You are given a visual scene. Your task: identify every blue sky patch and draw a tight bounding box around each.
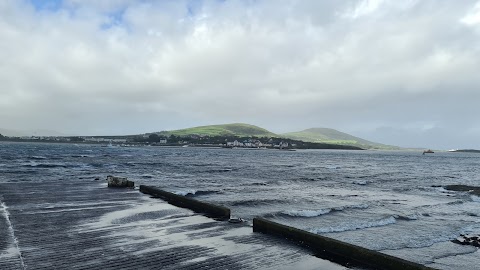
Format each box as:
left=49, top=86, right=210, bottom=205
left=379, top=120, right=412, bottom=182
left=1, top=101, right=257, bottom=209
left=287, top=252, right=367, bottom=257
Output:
left=29, top=0, right=64, bottom=11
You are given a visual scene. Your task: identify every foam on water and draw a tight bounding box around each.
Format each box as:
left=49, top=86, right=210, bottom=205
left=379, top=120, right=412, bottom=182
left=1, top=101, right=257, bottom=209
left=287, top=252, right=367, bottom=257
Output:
left=281, top=203, right=370, bottom=218
left=283, top=209, right=332, bottom=217
left=353, top=180, right=368, bottom=185
left=310, top=216, right=397, bottom=234
left=3, top=142, right=480, bottom=269
left=1, top=201, right=26, bottom=269
left=173, top=189, right=198, bottom=196
left=30, top=156, right=47, bottom=160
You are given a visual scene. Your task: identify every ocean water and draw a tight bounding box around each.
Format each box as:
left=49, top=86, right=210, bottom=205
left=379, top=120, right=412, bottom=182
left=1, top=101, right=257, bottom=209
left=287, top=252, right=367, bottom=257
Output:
left=1, top=142, right=480, bottom=269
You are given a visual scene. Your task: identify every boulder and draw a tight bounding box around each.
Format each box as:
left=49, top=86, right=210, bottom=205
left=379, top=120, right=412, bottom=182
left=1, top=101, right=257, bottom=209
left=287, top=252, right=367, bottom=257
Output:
left=452, top=234, right=480, bottom=247
left=107, top=176, right=134, bottom=188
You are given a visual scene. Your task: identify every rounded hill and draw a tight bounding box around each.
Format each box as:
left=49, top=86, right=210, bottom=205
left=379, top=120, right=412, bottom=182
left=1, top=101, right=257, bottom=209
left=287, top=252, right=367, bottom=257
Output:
left=158, top=123, right=277, bottom=137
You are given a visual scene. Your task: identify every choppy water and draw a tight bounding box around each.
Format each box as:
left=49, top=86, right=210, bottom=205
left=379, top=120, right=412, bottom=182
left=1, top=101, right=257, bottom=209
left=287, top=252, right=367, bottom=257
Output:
left=1, top=142, right=480, bottom=269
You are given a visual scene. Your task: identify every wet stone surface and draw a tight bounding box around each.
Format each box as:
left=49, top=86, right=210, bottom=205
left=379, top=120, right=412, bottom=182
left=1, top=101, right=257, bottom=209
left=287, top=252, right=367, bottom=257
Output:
left=0, top=180, right=345, bottom=270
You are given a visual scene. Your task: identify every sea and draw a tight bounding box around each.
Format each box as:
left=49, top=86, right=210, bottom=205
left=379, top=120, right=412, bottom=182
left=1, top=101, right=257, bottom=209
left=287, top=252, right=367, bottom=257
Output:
left=1, top=142, right=480, bottom=269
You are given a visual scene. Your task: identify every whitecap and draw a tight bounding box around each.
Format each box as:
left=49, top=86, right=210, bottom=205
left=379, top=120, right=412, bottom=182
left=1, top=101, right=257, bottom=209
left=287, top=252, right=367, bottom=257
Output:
left=310, top=216, right=396, bottom=233
left=333, top=204, right=369, bottom=211
left=282, top=204, right=369, bottom=218
left=173, top=189, right=197, bottom=196
left=282, top=209, right=331, bottom=217
left=30, top=156, right=47, bottom=160
left=353, top=180, right=368, bottom=185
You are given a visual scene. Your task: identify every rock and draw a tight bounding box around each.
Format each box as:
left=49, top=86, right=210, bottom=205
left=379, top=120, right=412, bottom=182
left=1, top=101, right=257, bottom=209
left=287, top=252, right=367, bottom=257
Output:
left=228, top=218, right=244, bottom=223
left=107, top=176, right=134, bottom=188
left=452, top=234, right=480, bottom=247
left=444, top=185, right=480, bottom=195
left=94, top=177, right=100, bottom=181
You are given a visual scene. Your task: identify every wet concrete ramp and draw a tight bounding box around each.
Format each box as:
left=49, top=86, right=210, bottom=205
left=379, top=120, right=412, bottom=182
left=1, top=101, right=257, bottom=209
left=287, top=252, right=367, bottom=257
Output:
left=0, top=180, right=345, bottom=270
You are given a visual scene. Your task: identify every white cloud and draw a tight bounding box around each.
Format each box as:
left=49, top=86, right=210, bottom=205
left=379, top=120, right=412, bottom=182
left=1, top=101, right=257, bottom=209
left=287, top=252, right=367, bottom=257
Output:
left=343, top=0, right=385, bottom=18
left=461, top=1, right=480, bottom=25
left=0, top=0, right=479, bottom=148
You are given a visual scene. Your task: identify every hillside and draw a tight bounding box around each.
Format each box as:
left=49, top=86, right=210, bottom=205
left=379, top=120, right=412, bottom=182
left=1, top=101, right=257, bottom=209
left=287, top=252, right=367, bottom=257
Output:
left=157, top=123, right=278, bottom=137
left=282, top=128, right=398, bottom=150
left=0, top=128, right=26, bottom=137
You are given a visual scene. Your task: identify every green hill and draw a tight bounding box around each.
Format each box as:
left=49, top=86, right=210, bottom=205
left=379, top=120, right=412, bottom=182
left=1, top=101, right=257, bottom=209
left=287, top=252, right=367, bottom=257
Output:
left=157, top=123, right=277, bottom=137
left=282, top=128, right=398, bottom=150
left=155, top=124, right=398, bottom=150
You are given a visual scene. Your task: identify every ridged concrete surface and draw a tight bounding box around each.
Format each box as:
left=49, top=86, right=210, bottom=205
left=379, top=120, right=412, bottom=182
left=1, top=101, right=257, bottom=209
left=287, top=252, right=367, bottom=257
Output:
left=0, top=180, right=346, bottom=270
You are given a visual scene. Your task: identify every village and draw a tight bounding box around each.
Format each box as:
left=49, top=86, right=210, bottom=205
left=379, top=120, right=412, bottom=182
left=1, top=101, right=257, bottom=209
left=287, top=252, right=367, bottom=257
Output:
left=0, top=133, right=353, bottom=150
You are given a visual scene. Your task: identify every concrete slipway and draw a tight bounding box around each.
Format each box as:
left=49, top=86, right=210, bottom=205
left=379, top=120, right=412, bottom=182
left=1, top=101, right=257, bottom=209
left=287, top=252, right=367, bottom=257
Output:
left=0, top=180, right=346, bottom=270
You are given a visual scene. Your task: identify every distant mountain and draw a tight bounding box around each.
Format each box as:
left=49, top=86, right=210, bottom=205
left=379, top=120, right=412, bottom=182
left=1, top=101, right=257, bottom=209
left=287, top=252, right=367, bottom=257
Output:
left=157, top=123, right=277, bottom=137
left=282, top=128, right=398, bottom=150
left=0, top=128, right=26, bottom=137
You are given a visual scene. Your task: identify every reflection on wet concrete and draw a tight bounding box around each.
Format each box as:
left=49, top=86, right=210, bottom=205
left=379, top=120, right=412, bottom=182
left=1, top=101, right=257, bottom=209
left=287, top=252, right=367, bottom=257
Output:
left=0, top=180, right=345, bottom=270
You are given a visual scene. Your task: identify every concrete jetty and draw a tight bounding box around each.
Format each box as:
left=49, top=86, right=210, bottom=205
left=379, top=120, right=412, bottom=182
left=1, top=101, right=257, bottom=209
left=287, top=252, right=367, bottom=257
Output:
left=253, top=218, right=434, bottom=270
left=0, top=180, right=346, bottom=270
left=140, top=185, right=230, bottom=219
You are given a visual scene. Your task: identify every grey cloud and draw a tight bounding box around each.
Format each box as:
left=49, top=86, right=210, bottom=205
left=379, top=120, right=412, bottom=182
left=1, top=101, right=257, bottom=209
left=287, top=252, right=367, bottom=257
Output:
left=0, top=0, right=479, bottom=149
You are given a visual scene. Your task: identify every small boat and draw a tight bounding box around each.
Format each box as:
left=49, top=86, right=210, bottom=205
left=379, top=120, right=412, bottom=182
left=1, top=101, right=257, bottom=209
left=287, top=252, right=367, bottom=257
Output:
left=423, top=149, right=434, bottom=154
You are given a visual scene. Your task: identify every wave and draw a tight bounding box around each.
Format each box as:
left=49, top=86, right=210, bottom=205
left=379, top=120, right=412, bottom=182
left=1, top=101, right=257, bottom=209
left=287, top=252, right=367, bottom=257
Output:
left=310, top=216, right=396, bottom=233
left=297, top=177, right=317, bottom=182
left=2, top=169, right=39, bottom=175
left=231, top=198, right=287, bottom=207
left=249, top=182, right=268, bottom=186
left=190, top=190, right=220, bottom=196
left=190, top=163, right=215, bottom=167
left=173, top=190, right=196, bottom=196
left=353, top=180, right=368, bottom=185
left=23, top=162, right=68, bottom=168
left=86, top=163, right=103, bottom=168
left=471, top=195, right=480, bottom=203
left=71, top=155, right=95, bottom=158
left=204, top=168, right=235, bottom=173
left=173, top=189, right=220, bottom=196
left=393, top=214, right=419, bottom=221
left=30, top=156, right=47, bottom=160
left=282, top=209, right=332, bottom=217
left=280, top=204, right=369, bottom=218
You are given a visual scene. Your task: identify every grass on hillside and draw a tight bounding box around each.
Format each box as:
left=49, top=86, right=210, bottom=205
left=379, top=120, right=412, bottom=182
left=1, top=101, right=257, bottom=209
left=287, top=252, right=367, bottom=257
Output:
left=158, top=123, right=278, bottom=137
left=282, top=129, right=399, bottom=150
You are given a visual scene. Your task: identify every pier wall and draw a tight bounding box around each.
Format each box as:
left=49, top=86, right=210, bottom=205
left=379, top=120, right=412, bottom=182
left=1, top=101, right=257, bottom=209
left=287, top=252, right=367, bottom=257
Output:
left=253, top=217, right=434, bottom=270
left=139, top=185, right=230, bottom=219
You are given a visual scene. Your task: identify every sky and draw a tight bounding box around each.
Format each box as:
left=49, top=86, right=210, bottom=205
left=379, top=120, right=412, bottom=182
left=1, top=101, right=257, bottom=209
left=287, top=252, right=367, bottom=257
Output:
left=1, top=0, right=480, bottom=149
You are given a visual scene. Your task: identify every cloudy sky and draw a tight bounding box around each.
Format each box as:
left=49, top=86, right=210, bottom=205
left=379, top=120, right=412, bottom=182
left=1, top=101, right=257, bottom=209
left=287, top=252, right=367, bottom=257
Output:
left=1, top=0, right=479, bottom=149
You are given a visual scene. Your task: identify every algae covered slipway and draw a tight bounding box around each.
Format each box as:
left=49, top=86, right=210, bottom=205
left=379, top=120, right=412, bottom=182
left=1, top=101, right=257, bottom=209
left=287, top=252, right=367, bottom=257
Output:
left=1, top=142, right=480, bottom=269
